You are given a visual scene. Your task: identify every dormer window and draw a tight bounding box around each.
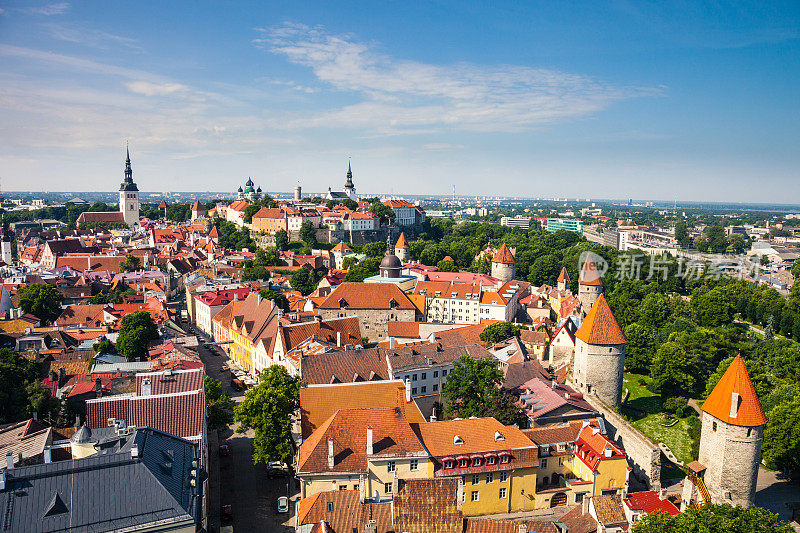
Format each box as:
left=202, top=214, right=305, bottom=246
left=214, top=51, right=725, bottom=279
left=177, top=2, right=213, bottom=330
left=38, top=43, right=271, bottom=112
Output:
left=486, top=456, right=496, bottom=465
left=338, top=298, right=348, bottom=308
left=458, top=458, right=468, bottom=467
left=472, top=458, right=482, bottom=467
left=453, top=435, right=464, bottom=445
left=444, top=460, right=454, bottom=469
left=499, top=455, right=510, bottom=464
left=494, top=431, right=505, bottom=442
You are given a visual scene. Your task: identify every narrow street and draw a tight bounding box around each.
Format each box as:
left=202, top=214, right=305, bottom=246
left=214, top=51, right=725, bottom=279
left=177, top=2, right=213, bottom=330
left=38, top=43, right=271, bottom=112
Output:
left=190, top=323, right=296, bottom=533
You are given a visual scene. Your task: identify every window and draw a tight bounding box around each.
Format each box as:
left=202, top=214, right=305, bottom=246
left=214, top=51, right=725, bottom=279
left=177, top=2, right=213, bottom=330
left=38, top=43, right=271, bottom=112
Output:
left=410, top=459, right=418, bottom=471
left=444, top=460, right=454, bottom=469
left=713, top=422, right=717, bottom=432
left=459, top=459, right=468, bottom=468
left=540, top=458, right=548, bottom=468
left=412, top=388, right=417, bottom=395
left=500, top=472, right=508, bottom=482
left=433, top=384, right=438, bottom=391
left=339, top=485, right=347, bottom=491
left=472, top=458, right=482, bottom=467
left=575, top=493, right=584, bottom=503
left=472, top=474, right=480, bottom=485
left=486, top=473, right=494, bottom=483
left=434, top=370, right=439, bottom=378
left=421, top=386, right=427, bottom=393
left=471, top=491, right=479, bottom=502
left=327, top=502, right=333, bottom=512
left=442, top=369, right=447, bottom=377
left=500, top=455, right=509, bottom=464
left=421, top=372, right=426, bottom=380
left=559, top=457, right=565, bottom=466
left=387, top=461, right=396, bottom=473
left=499, top=487, right=507, bottom=499
left=747, top=428, right=752, bottom=437
left=385, top=483, right=393, bottom=494
left=412, top=374, right=418, bottom=381
left=487, top=456, right=496, bottom=465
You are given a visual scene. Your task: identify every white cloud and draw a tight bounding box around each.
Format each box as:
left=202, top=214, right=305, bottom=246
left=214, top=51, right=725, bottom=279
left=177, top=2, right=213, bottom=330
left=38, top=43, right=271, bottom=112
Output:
left=44, top=22, right=142, bottom=50
left=31, top=2, right=70, bottom=15
left=125, top=81, right=189, bottom=96
left=255, top=24, right=660, bottom=133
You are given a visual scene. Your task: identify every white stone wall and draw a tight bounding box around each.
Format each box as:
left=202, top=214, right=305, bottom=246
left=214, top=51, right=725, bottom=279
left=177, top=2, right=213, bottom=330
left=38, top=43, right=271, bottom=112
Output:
left=573, top=339, right=625, bottom=407
left=491, top=262, right=515, bottom=282
left=698, top=412, right=762, bottom=508
left=578, top=284, right=602, bottom=311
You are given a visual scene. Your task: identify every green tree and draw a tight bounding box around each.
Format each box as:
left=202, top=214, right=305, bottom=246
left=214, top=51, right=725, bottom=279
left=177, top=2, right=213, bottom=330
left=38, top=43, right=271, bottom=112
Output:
left=444, top=356, right=524, bottom=425
left=632, top=503, right=793, bottom=533
left=275, top=230, right=289, bottom=251
left=705, top=225, right=728, bottom=254
left=120, top=254, right=141, bottom=272
left=436, top=259, right=458, bottom=272
left=259, top=289, right=289, bottom=312
left=25, top=381, right=61, bottom=424
left=762, top=396, right=800, bottom=477
left=674, top=221, right=691, bottom=248
left=691, top=287, right=734, bottom=327
left=369, top=201, right=395, bottom=225
left=342, top=255, right=359, bottom=270
left=479, top=321, right=522, bottom=346
left=290, top=267, right=318, bottom=296
left=650, top=342, right=697, bottom=398
left=527, top=254, right=561, bottom=286
left=92, top=339, right=117, bottom=355
left=205, top=376, right=235, bottom=432
left=623, top=322, right=656, bottom=372
left=234, top=366, right=300, bottom=467
left=18, top=283, right=63, bottom=325
left=299, top=221, right=317, bottom=247
left=116, top=310, right=159, bottom=361
left=0, top=349, right=43, bottom=423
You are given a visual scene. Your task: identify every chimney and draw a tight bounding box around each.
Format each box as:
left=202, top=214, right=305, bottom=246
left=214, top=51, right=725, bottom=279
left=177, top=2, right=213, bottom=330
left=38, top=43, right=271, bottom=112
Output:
left=43, top=446, right=52, bottom=464
left=58, top=367, right=66, bottom=386
left=405, top=380, right=411, bottom=402
left=327, top=438, right=334, bottom=469
left=517, top=525, right=527, bottom=533
left=337, top=331, right=342, bottom=348
left=729, top=392, right=740, bottom=419
left=0, top=470, right=5, bottom=491
left=582, top=494, right=590, bottom=514
left=365, top=520, right=377, bottom=533
left=359, top=475, right=366, bottom=503
left=5, top=452, right=13, bottom=469
left=389, top=337, right=396, bottom=349
left=366, top=426, right=373, bottom=455
left=95, top=377, right=103, bottom=399
left=131, top=444, right=139, bottom=458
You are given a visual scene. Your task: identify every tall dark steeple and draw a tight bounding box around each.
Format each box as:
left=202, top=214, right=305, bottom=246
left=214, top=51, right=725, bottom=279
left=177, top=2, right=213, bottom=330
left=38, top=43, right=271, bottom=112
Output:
left=345, top=160, right=354, bottom=190
left=120, top=143, right=138, bottom=192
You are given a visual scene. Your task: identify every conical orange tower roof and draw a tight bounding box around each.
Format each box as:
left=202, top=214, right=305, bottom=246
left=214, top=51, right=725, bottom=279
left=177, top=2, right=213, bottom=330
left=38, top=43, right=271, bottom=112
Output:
left=579, top=256, right=603, bottom=286
left=158, top=200, right=167, bottom=209
left=395, top=232, right=409, bottom=249
left=191, top=200, right=203, bottom=211
left=209, top=226, right=219, bottom=238
left=557, top=267, right=570, bottom=283
left=575, top=294, right=626, bottom=345
left=492, top=243, right=515, bottom=264
left=702, top=355, right=766, bottom=427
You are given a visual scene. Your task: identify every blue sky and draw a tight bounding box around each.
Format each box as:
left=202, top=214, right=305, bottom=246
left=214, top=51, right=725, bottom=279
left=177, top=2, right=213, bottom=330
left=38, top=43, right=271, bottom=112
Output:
left=0, top=1, right=798, bottom=202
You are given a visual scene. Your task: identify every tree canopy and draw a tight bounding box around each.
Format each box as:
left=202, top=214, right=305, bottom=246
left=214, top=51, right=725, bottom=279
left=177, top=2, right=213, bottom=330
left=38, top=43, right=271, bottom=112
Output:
left=234, top=366, right=300, bottom=467
left=116, top=310, right=159, bottom=361
left=632, top=503, right=793, bottom=533
left=205, top=376, right=235, bottom=432
left=443, top=356, right=525, bottom=426
left=18, top=283, right=63, bottom=325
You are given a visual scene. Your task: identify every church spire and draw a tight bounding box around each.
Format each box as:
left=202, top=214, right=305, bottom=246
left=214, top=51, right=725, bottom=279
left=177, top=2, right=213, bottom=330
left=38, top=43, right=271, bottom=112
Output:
left=345, top=160, right=354, bottom=189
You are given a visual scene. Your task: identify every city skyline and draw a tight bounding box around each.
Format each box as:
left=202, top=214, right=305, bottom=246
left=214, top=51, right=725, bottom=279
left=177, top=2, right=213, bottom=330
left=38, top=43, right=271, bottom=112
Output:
left=1, top=1, right=798, bottom=201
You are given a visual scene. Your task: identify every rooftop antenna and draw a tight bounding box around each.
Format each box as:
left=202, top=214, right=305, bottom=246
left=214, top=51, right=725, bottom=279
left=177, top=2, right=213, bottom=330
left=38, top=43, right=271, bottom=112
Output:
left=452, top=184, right=456, bottom=205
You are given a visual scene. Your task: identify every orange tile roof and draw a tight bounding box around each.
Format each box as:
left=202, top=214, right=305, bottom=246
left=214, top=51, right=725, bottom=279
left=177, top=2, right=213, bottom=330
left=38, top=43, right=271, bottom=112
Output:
left=296, top=490, right=392, bottom=531
left=575, top=295, right=626, bottom=345
left=557, top=267, right=570, bottom=283
left=491, top=243, right=515, bottom=264
left=299, top=381, right=425, bottom=438
left=332, top=242, right=352, bottom=253
left=297, top=408, right=427, bottom=474
left=395, top=232, right=409, bottom=249
left=393, top=478, right=463, bottom=533
left=412, top=417, right=534, bottom=456
left=702, top=355, right=766, bottom=426
left=579, top=256, right=603, bottom=286
left=319, top=282, right=416, bottom=310
left=190, top=200, right=203, bottom=211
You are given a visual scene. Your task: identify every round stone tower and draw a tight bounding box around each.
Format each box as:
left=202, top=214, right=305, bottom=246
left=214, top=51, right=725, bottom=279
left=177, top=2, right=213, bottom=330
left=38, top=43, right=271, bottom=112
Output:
left=578, top=254, right=603, bottom=311
left=394, top=232, right=410, bottom=263
left=572, top=294, right=626, bottom=407
left=695, top=355, right=765, bottom=508
left=491, top=243, right=516, bottom=282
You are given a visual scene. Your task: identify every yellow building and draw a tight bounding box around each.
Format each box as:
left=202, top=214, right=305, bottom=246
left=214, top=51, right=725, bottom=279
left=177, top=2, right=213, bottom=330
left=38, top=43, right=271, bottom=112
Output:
left=226, top=292, right=279, bottom=373
left=411, top=417, right=539, bottom=516
left=297, top=408, right=431, bottom=501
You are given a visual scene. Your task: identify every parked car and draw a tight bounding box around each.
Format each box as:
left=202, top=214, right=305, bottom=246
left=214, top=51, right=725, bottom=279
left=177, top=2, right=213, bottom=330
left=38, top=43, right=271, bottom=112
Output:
left=277, top=496, right=289, bottom=514
left=231, top=378, right=244, bottom=391
left=219, top=443, right=230, bottom=456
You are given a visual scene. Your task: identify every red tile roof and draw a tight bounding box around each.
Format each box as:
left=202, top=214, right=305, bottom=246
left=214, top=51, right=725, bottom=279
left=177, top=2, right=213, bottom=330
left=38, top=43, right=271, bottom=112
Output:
left=491, top=243, right=515, bottom=264
left=575, top=295, right=626, bottom=345
left=557, top=267, right=570, bottom=283
left=625, top=490, right=680, bottom=516
left=135, top=368, right=205, bottom=395
left=296, top=490, right=392, bottom=532
left=319, top=282, right=416, bottom=310
left=702, top=354, right=766, bottom=426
